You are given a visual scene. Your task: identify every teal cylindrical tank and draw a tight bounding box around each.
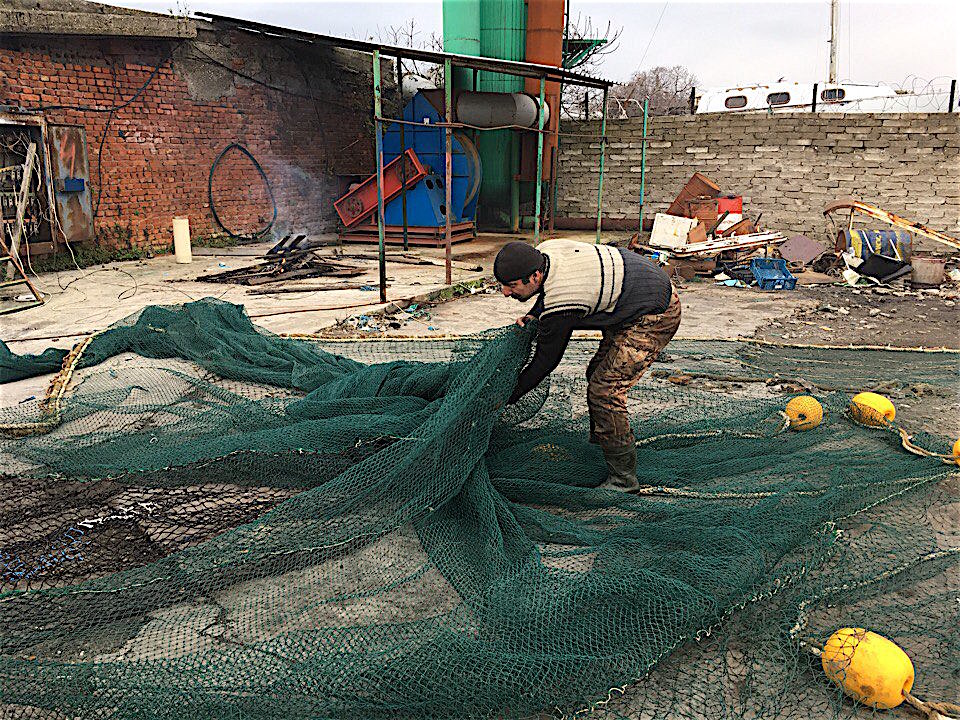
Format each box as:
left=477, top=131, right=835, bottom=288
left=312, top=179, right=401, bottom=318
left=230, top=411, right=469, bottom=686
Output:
left=477, top=0, right=525, bottom=227
left=478, top=0, right=525, bottom=91
left=442, top=0, right=480, bottom=92
left=442, top=0, right=525, bottom=228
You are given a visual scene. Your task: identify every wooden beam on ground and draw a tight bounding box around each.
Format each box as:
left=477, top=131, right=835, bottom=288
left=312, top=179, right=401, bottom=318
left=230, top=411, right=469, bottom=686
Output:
left=824, top=198, right=960, bottom=252
left=7, top=143, right=36, bottom=278
left=246, top=283, right=379, bottom=295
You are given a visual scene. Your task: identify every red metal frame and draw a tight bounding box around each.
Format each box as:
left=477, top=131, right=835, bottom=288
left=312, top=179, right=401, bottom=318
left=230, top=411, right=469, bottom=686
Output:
left=333, top=149, right=427, bottom=228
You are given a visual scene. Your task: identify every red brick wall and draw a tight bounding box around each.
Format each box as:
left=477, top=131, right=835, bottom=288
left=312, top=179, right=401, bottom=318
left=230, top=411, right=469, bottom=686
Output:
left=1, top=29, right=383, bottom=253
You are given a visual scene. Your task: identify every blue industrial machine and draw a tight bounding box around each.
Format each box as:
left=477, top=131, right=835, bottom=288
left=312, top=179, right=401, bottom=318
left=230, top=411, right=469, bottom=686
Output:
left=380, top=91, right=482, bottom=228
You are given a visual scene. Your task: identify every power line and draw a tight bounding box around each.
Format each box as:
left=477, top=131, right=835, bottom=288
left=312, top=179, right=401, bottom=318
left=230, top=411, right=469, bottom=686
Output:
left=637, top=2, right=669, bottom=71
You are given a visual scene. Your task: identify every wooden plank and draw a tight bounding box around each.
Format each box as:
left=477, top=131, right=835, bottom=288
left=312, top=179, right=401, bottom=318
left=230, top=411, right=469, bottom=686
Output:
left=243, top=267, right=365, bottom=285
left=340, top=252, right=482, bottom=272
left=247, top=283, right=376, bottom=295
left=6, top=143, right=37, bottom=277
left=824, top=199, right=960, bottom=252
left=341, top=235, right=475, bottom=247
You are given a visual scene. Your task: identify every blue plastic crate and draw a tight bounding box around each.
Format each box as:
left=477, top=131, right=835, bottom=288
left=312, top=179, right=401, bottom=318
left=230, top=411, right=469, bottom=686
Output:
left=750, top=258, right=797, bottom=290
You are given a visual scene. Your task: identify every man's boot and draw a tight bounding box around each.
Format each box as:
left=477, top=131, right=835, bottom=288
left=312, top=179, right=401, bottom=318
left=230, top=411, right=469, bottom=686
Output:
left=598, top=441, right=639, bottom=492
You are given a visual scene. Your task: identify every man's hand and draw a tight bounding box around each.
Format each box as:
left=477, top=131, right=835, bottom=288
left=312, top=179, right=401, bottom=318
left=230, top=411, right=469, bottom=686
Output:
left=516, top=314, right=535, bottom=327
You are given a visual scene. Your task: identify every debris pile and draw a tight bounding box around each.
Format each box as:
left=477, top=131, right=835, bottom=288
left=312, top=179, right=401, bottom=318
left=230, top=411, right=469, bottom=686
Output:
left=330, top=278, right=499, bottom=335
left=197, top=234, right=365, bottom=287
left=632, top=172, right=789, bottom=286
left=632, top=175, right=960, bottom=293
left=824, top=199, right=958, bottom=290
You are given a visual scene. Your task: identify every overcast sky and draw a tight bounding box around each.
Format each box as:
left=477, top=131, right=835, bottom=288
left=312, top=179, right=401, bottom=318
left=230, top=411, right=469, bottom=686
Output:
left=98, top=0, right=959, bottom=90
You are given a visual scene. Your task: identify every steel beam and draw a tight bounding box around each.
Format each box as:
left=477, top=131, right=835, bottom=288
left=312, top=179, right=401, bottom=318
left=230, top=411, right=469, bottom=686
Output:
left=595, top=86, right=608, bottom=243
left=396, top=54, right=409, bottom=251
left=639, top=97, right=648, bottom=231
left=444, top=58, right=453, bottom=285
left=534, top=76, right=546, bottom=243
left=372, top=49, right=387, bottom=302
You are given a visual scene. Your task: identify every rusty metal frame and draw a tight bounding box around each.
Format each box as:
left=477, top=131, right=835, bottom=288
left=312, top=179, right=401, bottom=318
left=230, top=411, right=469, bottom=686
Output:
left=0, top=112, right=63, bottom=256
left=195, top=13, right=615, bottom=294
left=824, top=198, right=960, bottom=252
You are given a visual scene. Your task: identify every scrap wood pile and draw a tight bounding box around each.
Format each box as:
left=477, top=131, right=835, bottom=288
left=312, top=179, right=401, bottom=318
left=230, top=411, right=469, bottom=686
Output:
left=633, top=173, right=960, bottom=292
left=195, top=233, right=484, bottom=296
left=197, top=235, right=365, bottom=287
left=630, top=172, right=788, bottom=284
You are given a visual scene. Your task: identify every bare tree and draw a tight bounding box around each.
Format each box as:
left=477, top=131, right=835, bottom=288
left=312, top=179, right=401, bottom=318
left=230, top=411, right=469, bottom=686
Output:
left=561, top=13, right=622, bottom=120
left=376, top=20, right=445, bottom=88
left=610, top=65, right=697, bottom=117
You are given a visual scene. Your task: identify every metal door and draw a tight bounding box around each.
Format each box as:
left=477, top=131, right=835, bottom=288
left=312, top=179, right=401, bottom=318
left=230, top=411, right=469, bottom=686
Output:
left=46, top=125, right=94, bottom=243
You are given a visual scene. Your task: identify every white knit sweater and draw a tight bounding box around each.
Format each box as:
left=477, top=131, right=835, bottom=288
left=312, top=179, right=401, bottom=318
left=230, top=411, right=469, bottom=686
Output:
left=538, top=239, right=625, bottom=318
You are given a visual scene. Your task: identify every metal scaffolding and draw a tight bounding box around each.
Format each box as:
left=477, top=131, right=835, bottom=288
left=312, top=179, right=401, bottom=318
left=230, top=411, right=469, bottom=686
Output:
left=197, top=13, right=615, bottom=302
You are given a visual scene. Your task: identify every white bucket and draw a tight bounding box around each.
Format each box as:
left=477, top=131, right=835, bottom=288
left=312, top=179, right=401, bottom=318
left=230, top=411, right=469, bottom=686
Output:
left=173, top=216, right=192, bottom=264
left=910, top=254, right=945, bottom=287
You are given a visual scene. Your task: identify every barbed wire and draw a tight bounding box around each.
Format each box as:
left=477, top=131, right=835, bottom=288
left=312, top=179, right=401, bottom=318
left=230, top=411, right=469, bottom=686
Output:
left=596, top=77, right=957, bottom=119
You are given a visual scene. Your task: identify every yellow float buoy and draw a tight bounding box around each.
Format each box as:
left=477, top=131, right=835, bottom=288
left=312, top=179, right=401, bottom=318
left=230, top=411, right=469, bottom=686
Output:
left=850, top=392, right=896, bottom=426
left=953, top=438, right=960, bottom=465
left=785, top=396, right=824, bottom=431
left=821, top=628, right=914, bottom=709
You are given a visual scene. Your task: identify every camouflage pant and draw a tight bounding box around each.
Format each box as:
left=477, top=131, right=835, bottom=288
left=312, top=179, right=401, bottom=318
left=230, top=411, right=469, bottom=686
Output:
left=586, top=290, right=682, bottom=447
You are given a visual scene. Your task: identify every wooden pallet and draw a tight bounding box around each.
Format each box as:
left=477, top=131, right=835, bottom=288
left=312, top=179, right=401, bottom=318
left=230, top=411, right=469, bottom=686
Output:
left=340, top=222, right=476, bottom=247
left=0, top=233, right=44, bottom=314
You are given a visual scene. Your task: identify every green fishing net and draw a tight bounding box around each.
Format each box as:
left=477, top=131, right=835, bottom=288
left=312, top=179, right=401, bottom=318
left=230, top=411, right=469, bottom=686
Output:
left=0, top=299, right=956, bottom=719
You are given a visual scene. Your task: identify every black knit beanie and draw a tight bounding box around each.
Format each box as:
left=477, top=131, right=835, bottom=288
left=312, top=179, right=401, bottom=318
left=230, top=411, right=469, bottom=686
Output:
left=493, top=242, right=544, bottom=283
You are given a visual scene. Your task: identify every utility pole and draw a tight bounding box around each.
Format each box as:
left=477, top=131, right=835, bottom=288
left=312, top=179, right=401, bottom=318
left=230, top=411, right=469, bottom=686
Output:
left=828, top=0, right=840, bottom=83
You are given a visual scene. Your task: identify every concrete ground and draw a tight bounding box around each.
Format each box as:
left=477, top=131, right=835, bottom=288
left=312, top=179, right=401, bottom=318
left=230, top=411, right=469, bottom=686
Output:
left=3, top=231, right=958, bottom=413
left=0, top=234, right=495, bottom=356
left=8, top=231, right=956, bottom=351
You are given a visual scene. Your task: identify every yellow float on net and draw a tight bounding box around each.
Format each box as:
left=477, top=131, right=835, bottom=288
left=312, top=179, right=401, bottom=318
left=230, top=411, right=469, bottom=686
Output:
left=849, top=392, right=896, bottom=426
left=821, top=628, right=914, bottom=709
left=785, top=396, right=824, bottom=431
left=953, top=438, right=960, bottom=465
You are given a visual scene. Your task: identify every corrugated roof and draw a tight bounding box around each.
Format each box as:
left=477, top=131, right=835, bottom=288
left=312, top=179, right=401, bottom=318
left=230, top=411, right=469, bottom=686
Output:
left=195, top=12, right=614, bottom=89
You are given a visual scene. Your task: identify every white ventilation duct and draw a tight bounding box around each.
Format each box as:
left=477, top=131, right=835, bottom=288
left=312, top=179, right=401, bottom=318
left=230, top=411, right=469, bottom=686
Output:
left=455, top=92, right=549, bottom=129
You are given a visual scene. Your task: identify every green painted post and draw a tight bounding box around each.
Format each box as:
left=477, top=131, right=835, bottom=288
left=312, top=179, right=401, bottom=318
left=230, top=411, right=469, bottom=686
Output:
left=373, top=49, right=387, bottom=302
left=534, top=76, right=546, bottom=243
left=444, top=58, right=453, bottom=285
left=397, top=54, right=409, bottom=251
left=639, top=97, right=648, bottom=232
left=595, top=85, right=608, bottom=243
left=510, top=141, right=519, bottom=233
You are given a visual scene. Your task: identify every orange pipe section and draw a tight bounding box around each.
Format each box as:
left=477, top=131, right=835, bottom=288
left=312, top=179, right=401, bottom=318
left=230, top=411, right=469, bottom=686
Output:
left=523, top=0, right=564, bottom=181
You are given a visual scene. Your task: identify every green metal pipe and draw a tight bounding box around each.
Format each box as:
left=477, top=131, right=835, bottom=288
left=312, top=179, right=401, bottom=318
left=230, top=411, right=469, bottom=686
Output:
left=444, top=58, right=453, bottom=285
left=550, top=0, right=571, bottom=233
left=510, top=139, right=519, bottom=232
left=533, top=76, right=546, bottom=243
left=639, top=97, right=648, bottom=232
left=595, top=86, right=608, bottom=243
left=397, top=54, right=409, bottom=251
left=477, top=0, right=525, bottom=228
left=372, top=49, right=387, bottom=302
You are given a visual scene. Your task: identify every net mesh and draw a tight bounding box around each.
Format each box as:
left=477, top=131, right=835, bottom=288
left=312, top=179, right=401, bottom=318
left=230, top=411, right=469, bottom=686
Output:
left=0, top=299, right=957, bottom=719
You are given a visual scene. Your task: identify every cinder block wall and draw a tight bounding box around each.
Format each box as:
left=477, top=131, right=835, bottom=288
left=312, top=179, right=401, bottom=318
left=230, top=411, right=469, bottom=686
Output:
left=1, top=28, right=389, bottom=253
left=557, top=113, right=960, bottom=248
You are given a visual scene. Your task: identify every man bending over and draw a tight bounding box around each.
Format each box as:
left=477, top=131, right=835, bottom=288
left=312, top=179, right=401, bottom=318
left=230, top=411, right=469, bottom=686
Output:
left=494, top=239, right=681, bottom=492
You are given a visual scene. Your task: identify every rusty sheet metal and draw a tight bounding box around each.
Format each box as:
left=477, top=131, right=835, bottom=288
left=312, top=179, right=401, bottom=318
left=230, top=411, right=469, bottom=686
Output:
left=824, top=198, right=960, bottom=252
left=46, top=125, right=94, bottom=244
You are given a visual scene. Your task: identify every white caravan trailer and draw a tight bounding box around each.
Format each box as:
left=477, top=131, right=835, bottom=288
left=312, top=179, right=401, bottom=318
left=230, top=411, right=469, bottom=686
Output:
left=695, top=81, right=933, bottom=114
